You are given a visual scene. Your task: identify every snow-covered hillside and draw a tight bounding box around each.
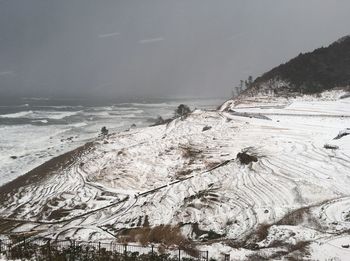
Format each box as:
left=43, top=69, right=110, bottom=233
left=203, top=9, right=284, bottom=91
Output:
left=1, top=91, right=350, bottom=260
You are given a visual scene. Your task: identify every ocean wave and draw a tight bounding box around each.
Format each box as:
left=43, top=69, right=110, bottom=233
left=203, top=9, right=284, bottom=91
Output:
left=70, top=122, right=89, bottom=128
left=31, top=119, right=49, bottom=124
left=22, top=97, right=51, bottom=101
left=83, top=111, right=111, bottom=117
left=0, top=110, right=34, bottom=118
left=0, top=104, right=30, bottom=108
left=0, top=110, right=81, bottom=120
left=118, top=102, right=172, bottom=108
left=37, top=111, right=81, bottom=120
left=108, top=109, right=144, bottom=115
left=35, top=105, right=84, bottom=109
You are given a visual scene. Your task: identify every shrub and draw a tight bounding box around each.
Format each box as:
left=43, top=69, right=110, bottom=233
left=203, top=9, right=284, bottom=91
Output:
left=174, top=104, right=191, bottom=119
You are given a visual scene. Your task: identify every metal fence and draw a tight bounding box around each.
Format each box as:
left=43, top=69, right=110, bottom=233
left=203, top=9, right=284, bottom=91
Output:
left=0, top=237, right=209, bottom=260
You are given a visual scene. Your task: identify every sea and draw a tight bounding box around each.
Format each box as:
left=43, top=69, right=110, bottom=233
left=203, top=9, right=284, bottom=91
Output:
left=0, top=97, right=225, bottom=186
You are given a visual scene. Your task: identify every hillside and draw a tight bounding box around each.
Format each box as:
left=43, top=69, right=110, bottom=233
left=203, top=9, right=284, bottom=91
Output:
left=1, top=90, right=350, bottom=260
left=243, top=35, right=350, bottom=96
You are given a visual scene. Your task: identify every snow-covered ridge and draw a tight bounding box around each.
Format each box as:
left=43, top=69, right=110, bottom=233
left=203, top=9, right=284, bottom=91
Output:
left=1, top=92, right=350, bottom=260
left=241, top=77, right=293, bottom=98
left=336, top=35, right=350, bottom=44
left=221, top=89, right=349, bottom=111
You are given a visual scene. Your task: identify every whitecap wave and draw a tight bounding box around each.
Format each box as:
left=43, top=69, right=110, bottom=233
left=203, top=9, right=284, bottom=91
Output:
left=0, top=110, right=81, bottom=120
left=0, top=110, right=34, bottom=118
left=35, top=111, right=81, bottom=120
left=119, top=102, right=171, bottom=108
left=22, top=97, right=51, bottom=101
left=32, top=119, right=49, bottom=124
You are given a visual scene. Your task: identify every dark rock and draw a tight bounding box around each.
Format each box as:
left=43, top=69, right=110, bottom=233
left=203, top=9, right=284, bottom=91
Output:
left=324, top=144, right=339, bottom=150
left=202, top=126, right=212, bottom=131
left=237, top=152, right=258, bottom=165
left=333, top=129, right=350, bottom=140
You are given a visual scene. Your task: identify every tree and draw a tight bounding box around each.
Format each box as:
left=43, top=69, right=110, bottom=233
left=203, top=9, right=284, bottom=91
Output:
left=240, top=80, right=244, bottom=92
left=234, top=76, right=254, bottom=97
left=101, top=126, right=108, bottom=136
left=154, top=116, right=165, bottom=126
left=235, top=86, right=240, bottom=97
left=248, top=75, right=253, bottom=86
left=174, top=104, right=191, bottom=119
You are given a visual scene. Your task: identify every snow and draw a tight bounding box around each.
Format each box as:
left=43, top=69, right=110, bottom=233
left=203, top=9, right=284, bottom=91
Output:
left=1, top=91, right=350, bottom=259
left=310, top=235, right=350, bottom=261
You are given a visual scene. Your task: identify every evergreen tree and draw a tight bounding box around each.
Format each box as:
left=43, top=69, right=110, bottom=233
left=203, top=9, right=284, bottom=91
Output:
left=174, top=104, right=191, bottom=118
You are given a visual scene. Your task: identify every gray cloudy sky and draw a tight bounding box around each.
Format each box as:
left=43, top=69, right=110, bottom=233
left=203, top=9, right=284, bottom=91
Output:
left=0, top=0, right=349, bottom=100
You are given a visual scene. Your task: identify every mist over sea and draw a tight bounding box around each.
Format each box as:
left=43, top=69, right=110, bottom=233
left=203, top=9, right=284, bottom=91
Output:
left=0, top=97, right=224, bottom=186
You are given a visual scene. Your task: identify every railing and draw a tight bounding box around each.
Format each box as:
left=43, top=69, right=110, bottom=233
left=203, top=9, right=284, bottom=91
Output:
left=0, top=237, right=209, bottom=260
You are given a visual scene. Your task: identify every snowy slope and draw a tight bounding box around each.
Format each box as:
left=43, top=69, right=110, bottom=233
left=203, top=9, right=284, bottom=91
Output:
left=1, top=91, right=350, bottom=260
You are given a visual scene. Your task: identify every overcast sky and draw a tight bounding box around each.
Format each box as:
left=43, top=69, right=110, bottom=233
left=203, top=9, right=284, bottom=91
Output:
left=0, top=0, right=349, bottom=100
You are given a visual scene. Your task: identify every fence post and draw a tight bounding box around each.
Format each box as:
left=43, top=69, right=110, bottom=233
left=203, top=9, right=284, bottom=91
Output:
left=151, top=244, right=154, bottom=255
left=72, top=240, right=76, bottom=260
left=0, top=239, right=2, bottom=253
left=124, top=244, right=127, bottom=257
left=47, top=239, right=51, bottom=261
left=98, top=242, right=101, bottom=255
left=178, top=248, right=181, bottom=261
left=206, top=251, right=209, bottom=261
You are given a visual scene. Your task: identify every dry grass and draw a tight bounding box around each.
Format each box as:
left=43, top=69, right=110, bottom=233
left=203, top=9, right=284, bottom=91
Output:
left=180, top=145, right=203, bottom=164
left=277, top=207, right=310, bottom=226
left=288, top=241, right=310, bottom=253
left=0, top=220, right=25, bottom=234
left=183, top=188, right=220, bottom=205
left=47, top=209, right=70, bottom=220
left=247, top=240, right=311, bottom=260
left=191, top=223, right=224, bottom=241
left=118, top=225, right=199, bottom=256
left=247, top=253, right=269, bottom=261
left=175, top=169, right=193, bottom=178
left=276, top=206, right=322, bottom=230
left=244, top=223, right=271, bottom=246
left=254, top=224, right=271, bottom=242
left=204, top=161, right=222, bottom=170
